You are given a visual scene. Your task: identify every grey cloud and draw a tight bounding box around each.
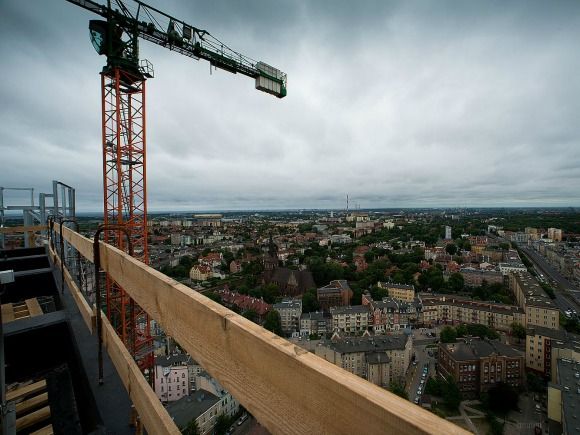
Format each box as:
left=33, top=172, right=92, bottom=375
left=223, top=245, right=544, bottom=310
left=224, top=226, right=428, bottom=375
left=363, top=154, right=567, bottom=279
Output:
left=1, top=0, right=579, bottom=211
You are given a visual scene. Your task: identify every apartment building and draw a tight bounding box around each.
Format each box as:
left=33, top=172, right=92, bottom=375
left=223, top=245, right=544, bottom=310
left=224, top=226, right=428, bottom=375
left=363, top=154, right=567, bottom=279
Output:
left=300, top=311, right=330, bottom=336
left=460, top=268, right=504, bottom=287
left=548, top=228, right=563, bottom=242
left=154, top=354, right=191, bottom=403
left=315, top=334, right=412, bottom=385
left=438, top=338, right=524, bottom=399
left=498, top=262, right=527, bottom=275
left=317, top=280, right=353, bottom=310
left=377, top=282, right=416, bottom=302
left=419, top=295, right=525, bottom=332
left=168, top=372, right=240, bottom=435
left=364, top=296, right=419, bottom=333
left=526, top=326, right=568, bottom=377
left=330, top=305, right=370, bottom=334
left=273, top=298, right=302, bottom=334
left=189, top=264, right=212, bottom=281
left=509, top=272, right=559, bottom=330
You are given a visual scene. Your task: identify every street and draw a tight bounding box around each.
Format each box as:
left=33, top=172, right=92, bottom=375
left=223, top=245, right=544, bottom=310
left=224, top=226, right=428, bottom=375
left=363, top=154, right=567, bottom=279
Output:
left=520, top=245, right=580, bottom=312
left=406, top=329, right=438, bottom=404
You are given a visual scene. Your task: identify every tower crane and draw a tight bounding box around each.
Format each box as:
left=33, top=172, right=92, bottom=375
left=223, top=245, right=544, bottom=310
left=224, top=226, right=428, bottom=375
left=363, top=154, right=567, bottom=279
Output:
left=66, top=0, right=287, bottom=373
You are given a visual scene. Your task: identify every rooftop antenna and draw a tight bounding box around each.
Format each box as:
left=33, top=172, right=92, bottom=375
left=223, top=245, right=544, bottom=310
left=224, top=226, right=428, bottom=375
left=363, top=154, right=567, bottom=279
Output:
left=346, top=194, right=349, bottom=214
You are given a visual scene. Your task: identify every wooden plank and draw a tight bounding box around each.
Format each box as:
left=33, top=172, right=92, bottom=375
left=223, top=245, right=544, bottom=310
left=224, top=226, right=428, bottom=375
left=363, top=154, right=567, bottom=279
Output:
left=30, top=425, right=54, bottom=435
left=1, top=303, right=15, bottom=323
left=97, top=242, right=470, bottom=435
left=25, top=298, right=44, bottom=317
left=15, top=392, right=49, bottom=415
left=55, top=225, right=93, bottom=263
left=6, top=380, right=47, bottom=402
left=15, top=405, right=50, bottom=430
left=101, top=315, right=180, bottom=435
left=0, top=225, right=46, bottom=234
left=48, top=244, right=95, bottom=332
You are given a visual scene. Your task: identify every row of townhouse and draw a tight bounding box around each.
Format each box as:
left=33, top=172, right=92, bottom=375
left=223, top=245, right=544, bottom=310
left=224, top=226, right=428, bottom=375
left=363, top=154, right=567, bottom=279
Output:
left=362, top=293, right=419, bottom=333
left=418, top=271, right=559, bottom=332
left=314, top=334, right=412, bottom=387
left=419, top=295, right=525, bottom=332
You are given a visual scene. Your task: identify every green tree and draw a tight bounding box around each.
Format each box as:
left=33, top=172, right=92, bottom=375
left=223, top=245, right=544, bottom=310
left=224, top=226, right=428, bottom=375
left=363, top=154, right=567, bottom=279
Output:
left=264, top=310, right=283, bottom=335
left=389, top=382, right=408, bottom=400
left=499, top=242, right=511, bottom=250
left=486, top=382, right=519, bottom=415
left=447, top=273, right=464, bottom=292
left=442, top=377, right=461, bottom=411
left=302, top=288, right=320, bottom=313
left=455, top=323, right=468, bottom=337
left=205, top=291, right=222, bottom=305
left=222, top=250, right=235, bottom=267
left=445, top=243, right=458, bottom=255
left=510, top=322, right=526, bottom=341
left=214, top=414, right=232, bottom=435
left=440, top=326, right=457, bottom=343
left=425, top=377, right=444, bottom=396
left=181, top=419, right=199, bottom=435
left=527, top=372, right=545, bottom=393
left=242, top=309, right=258, bottom=322
left=261, top=283, right=280, bottom=304
left=364, top=250, right=375, bottom=264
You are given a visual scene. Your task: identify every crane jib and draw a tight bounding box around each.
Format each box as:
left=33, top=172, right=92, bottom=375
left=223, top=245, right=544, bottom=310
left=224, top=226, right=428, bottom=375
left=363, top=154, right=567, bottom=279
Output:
left=66, top=0, right=286, bottom=98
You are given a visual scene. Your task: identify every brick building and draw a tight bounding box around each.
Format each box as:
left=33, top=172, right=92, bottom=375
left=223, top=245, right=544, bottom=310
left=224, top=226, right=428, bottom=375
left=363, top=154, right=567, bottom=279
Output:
left=317, top=280, right=353, bottom=311
left=438, top=338, right=524, bottom=399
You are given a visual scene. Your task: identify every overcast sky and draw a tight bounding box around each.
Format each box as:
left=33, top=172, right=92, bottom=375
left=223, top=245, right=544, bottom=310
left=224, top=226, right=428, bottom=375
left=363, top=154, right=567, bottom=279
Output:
left=1, top=0, right=579, bottom=211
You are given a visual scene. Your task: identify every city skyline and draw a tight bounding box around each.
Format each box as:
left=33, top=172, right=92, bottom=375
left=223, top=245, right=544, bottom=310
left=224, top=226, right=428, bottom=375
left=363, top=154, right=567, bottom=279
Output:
left=2, top=0, right=580, bottom=211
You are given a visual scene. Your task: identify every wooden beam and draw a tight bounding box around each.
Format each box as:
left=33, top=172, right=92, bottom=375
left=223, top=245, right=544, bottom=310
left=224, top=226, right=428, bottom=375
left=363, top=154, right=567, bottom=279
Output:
left=26, top=298, right=44, bottom=317
left=15, top=392, right=49, bottom=415
left=6, top=380, right=47, bottom=402
left=0, top=225, right=46, bottom=234
left=96, top=242, right=469, bottom=435
left=15, top=405, right=51, bottom=430
left=100, top=315, right=180, bottom=435
left=1, top=303, right=15, bottom=323
left=55, top=226, right=93, bottom=262
left=30, top=425, right=54, bottom=435
left=48, top=244, right=95, bottom=332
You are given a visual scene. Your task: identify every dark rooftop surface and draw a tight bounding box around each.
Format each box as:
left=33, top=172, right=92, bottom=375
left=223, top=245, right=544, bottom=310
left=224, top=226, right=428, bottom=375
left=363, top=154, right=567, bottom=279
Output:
left=324, top=334, right=409, bottom=354
left=555, top=358, right=580, bottom=435
left=166, top=389, right=220, bottom=429
left=330, top=305, right=368, bottom=315
left=442, top=338, right=523, bottom=361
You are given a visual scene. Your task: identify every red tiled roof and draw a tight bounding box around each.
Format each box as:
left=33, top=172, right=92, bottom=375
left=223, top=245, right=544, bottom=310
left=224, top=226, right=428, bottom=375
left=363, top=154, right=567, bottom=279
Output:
left=218, top=289, right=272, bottom=316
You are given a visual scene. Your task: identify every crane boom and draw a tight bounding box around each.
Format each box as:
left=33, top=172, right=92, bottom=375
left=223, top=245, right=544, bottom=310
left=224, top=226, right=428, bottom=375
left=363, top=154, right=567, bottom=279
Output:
left=66, top=0, right=287, bottom=97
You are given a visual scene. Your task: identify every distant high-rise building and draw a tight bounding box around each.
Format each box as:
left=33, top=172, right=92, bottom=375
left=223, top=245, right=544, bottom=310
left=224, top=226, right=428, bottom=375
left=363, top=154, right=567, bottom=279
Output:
left=445, top=225, right=452, bottom=240
left=548, top=228, right=562, bottom=242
